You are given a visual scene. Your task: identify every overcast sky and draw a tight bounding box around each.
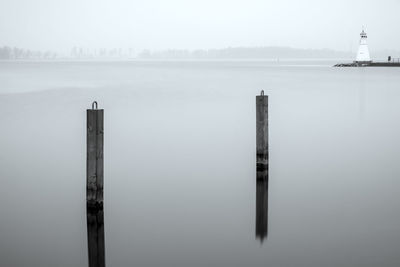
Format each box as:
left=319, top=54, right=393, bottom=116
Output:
left=1, top=0, right=399, bottom=53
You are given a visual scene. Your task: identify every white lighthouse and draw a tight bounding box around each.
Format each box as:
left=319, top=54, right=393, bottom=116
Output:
left=355, top=28, right=371, bottom=63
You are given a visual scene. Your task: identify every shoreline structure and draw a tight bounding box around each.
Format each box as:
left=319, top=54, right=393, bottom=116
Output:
left=335, top=28, right=400, bottom=67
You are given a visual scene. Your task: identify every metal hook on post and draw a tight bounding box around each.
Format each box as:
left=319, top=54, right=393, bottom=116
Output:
left=261, top=90, right=264, bottom=96
left=92, top=101, right=98, bottom=110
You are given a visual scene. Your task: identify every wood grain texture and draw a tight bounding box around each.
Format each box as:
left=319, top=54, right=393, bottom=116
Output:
left=256, top=95, right=268, bottom=176
left=87, top=109, right=104, bottom=204
left=87, top=108, right=105, bottom=267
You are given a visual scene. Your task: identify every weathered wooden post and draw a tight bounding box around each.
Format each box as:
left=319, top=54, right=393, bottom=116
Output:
left=86, top=101, right=105, bottom=267
left=255, top=91, right=268, bottom=241
left=256, top=90, right=268, bottom=181
left=87, top=101, right=104, bottom=206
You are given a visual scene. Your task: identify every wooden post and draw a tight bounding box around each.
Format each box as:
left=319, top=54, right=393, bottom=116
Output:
left=87, top=101, right=104, bottom=205
left=256, top=90, right=268, bottom=180
left=256, top=91, right=269, bottom=242
left=86, top=101, right=105, bottom=267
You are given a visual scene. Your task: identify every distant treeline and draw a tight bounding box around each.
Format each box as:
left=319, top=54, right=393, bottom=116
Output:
left=138, top=47, right=354, bottom=59
left=2, top=45, right=399, bottom=60
left=68, top=46, right=354, bottom=59
left=0, top=46, right=57, bottom=59
left=70, top=47, right=136, bottom=58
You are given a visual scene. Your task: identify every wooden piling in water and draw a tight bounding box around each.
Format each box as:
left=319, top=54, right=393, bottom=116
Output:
left=86, top=101, right=105, bottom=267
left=87, top=101, right=104, bottom=205
left=256, top=90, right=268, bottom=179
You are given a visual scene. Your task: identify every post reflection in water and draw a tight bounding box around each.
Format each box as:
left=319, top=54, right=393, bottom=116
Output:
left=87, top=202, right=105, bottom=267
left=256, top=168, right=268, bottom=242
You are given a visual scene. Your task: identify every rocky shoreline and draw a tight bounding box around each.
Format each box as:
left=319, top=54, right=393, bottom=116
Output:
left=334, top=62, right=400, bottom=67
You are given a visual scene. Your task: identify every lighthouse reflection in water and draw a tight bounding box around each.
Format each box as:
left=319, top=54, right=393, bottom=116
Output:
left=256, top=167, right=268, bottom=242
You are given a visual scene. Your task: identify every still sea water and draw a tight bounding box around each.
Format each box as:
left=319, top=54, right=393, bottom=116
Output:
left=0, top=60, right=400, bottom=267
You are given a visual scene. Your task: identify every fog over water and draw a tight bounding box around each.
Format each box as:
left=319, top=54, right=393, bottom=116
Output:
left=1, top=60, right=400, bottom=266
left=2, top=0, right=400, bottom=266
left=1, top=0, right=400, bottom=52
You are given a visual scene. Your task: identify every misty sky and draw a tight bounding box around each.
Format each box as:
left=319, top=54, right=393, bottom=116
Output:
left=1, top=0, right=399, bottom=53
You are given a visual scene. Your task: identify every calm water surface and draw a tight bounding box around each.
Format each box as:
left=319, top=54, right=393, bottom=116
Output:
left=1, top=60, right=400, bottom=267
